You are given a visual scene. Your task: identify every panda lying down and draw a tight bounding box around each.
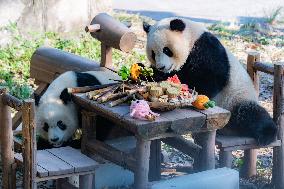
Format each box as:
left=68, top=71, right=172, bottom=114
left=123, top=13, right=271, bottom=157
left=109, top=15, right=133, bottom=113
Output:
left=35, top=70, right=122, bottom=148
left=143, top=18, right=277, bottom=145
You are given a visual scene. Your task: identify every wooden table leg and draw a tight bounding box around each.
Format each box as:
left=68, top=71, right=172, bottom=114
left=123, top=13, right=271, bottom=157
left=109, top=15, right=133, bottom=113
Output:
left=135, top=139, right=151, bottom=189
left=194, top=130, right=216, bottom=172
left=149, top=139, right=161, bottom=181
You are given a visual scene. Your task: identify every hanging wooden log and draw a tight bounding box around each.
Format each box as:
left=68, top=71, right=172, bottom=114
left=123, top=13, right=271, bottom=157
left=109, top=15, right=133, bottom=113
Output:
left=89, top=13, right=137, bottom=52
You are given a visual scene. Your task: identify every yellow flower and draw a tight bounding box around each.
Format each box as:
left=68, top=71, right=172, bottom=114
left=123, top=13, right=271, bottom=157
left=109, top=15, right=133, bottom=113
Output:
left=130, top=63, right=141, bottom=80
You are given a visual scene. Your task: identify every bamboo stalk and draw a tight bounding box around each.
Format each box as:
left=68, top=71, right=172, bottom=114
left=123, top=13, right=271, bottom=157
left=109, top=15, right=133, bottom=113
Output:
left=109, top=94, right=133, bottom=107
left=97, top=85, right=120, bottom=103
left=68, top=83, right=117, bottom=94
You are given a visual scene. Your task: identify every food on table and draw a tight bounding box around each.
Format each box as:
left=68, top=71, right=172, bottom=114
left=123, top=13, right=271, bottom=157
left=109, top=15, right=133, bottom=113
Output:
left=192, top=95, right=216, bottom=110
left=130, top=63, right=141, bottom=81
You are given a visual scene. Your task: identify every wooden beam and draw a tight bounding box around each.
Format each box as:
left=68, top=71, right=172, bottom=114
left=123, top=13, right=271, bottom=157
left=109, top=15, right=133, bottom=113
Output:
left=272, top=63, right=284, bottom=189
left=240, top=149, right=257, bottom=178
left=89, top=13, right=136, bottom=52
left=149, top=139, right=161, bottom=181
left=254, top=62, right=274, bottom=75
left=86, top=139, right=136, bottom=171
left=100, top=43, right=112, bottom=69
left=0, top=89, right=15, bottom=189
left=2, top=93, right=23, bottom=111
left=162, top=136, right=201, bottom=159
left=22, top=99, right=37, bottom=189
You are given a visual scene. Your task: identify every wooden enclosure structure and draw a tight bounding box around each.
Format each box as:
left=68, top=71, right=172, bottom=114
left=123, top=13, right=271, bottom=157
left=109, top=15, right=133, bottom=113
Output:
left=216, top=52, right=284, bottom=189
left=0, top=13, right=138, bottom=189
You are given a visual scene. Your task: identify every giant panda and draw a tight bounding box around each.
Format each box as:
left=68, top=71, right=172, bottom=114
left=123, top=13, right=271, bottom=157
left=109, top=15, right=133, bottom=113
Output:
left=35, top=70, right=121, bottom=148
left=143, top=18, right=277, bottom=145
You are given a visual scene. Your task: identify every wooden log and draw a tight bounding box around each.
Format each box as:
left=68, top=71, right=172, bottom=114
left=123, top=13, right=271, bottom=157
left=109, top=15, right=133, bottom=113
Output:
left=134, top=139, right=151, bottom=189
left=247, top=52, right=260, bottom=95
left=101, top=43, right=113, bottom=68
left=12, top=111, right=22, bottom=130
left=86, top=139, right=136, bottom=171
left=79, top=174, right=94, bottom=189
left=272, top=63, right=284, bottom=189
left=193, top=130, right=216, bottom=172
left=219, top=150, right=232, bottom=168
left=90, top=13, right=137, bottom=52
left=22, top=99, right=37, bottom=189
left=162, top=136, right=202, bottom=160
left=240, top=149, right=257, bottom=178
left=85, top=24, right=100, bottom=33
left=0, top=89, right=14, bottom=189
left=254, top=62, right=274, bottom=75
left=149, top=139, right=161, bottom=181
left=2, top=93, right=23, bottom=111
left=68, top=83, right=117, bottom=94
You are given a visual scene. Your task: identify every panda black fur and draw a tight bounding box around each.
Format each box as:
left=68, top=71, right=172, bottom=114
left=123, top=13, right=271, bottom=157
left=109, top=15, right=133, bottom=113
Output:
left=35, top=70, right=121, bottom=148
left=143, top=18, right=277, bottom=145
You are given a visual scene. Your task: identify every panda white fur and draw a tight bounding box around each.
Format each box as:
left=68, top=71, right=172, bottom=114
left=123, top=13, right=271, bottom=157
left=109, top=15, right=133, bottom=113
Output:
left=143, top=18, right=277, bottom=145
left=35, top=70, right=120, bottom=147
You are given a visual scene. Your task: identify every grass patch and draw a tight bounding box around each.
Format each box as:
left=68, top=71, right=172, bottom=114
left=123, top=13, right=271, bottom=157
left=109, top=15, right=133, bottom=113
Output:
left=0, top=21, right=146, bottom=99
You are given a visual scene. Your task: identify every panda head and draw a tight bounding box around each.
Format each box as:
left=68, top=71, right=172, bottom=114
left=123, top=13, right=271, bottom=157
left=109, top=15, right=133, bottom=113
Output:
left=35, top=89, right=78, bottom=147
left=143, top=18, right=206, bottom=73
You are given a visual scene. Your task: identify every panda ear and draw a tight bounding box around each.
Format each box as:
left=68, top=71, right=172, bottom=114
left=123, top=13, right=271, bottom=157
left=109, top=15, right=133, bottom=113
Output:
left=59, top=88, right=72, bottom=105
left=170, top=19, right=185, bottom=32
left=143, top=21, right=151, bottom=33
left=34, top=93, right=41, bottom=106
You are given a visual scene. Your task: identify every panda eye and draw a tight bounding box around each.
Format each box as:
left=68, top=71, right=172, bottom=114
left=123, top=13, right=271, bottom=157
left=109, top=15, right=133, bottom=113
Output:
left=163, top=47, right=173, bottom=57
left=57, top=121, right=66, bottom=131
left=43, top=122, right=49, bottom=132
left=151, top=50, right=156, bottom=61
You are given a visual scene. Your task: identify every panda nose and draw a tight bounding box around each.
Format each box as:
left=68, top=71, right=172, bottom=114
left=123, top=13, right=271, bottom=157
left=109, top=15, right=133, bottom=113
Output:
left=50, top=137, right=59, bottom=142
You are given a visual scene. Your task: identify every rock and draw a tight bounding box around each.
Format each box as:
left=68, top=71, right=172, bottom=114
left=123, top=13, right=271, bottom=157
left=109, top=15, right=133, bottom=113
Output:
left=0, top=0, right=112, bottom=33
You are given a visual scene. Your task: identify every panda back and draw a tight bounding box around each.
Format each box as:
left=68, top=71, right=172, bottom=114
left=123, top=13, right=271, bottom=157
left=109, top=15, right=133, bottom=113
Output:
left=213, top=49, right=258, bottom=111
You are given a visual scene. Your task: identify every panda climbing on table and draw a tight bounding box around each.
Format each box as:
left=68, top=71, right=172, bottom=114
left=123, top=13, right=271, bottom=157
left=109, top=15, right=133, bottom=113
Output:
left=35, top=70, right=121, bottom=148
left=143, top=18, right=277, bottom=145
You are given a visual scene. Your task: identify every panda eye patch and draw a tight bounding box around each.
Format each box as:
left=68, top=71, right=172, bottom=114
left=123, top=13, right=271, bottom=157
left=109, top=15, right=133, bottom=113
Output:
left=57, top=121, right=66, bottom=131
left=163, top=47, right=173, bottom=57
left=151, top=50, right=156, bottom=61
left=43, top=122, right=49, bottom=132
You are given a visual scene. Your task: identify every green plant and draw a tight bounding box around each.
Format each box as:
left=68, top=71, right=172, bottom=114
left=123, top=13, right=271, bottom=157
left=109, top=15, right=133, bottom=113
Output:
left=265, top=6, right=283, bottom=24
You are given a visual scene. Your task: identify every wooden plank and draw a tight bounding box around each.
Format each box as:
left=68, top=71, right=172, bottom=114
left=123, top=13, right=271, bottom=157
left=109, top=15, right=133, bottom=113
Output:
left=86, top=139, right=136, bottom=171
left=12, top=111, right=22, bottom=130
left=195, top=106, right=231, bottom=130
left=162, top=136, right=201, bottom=160
left=161, top=109, right=206, bottom=134
left=37, top=150, right=74, bottom=176
left=105, top=136, right=136, bottom=153
left=14, top=153, right=48, bottom=178
left=272, top=63, right=284, bottom=189
left=46, top=147, right=99, bottom=173
left=81, top=111, right=97, bottom=153
left=134, top=139, right=151, bottom=189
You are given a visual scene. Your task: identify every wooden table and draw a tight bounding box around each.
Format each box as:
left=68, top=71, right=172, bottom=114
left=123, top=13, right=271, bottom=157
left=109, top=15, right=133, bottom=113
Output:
left=72, top=93, right=231, bottom=189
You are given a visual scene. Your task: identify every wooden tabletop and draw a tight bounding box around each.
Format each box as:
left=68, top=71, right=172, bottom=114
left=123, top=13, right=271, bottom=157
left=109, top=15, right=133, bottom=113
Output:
left=72, top=93, right=231, bottom=140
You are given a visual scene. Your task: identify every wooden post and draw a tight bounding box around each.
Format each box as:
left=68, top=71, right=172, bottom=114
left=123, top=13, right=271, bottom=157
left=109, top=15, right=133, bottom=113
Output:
left=219, top=150, right=232, bottom=168
left=149, top=139, right=161, bottom=181
left=100, top=43, right=112, bottom=69
left=22, top=99, right=37, bottom=189
left=272, top=63, right=284, bottom=189
left=194, top=130, right=216, bottom=171
left=134, top=139, right=151, bottom=189
left=240, top=52, right=260, bottom=178
left=247, top=52, right=260, bottom=94
left=240, top=149, right=257, bottom=178
left=79, top=174, right=94, bottom=189
left=0, top=89, right=14, bottom=189
left=81, top=111, right=97, bottom=154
